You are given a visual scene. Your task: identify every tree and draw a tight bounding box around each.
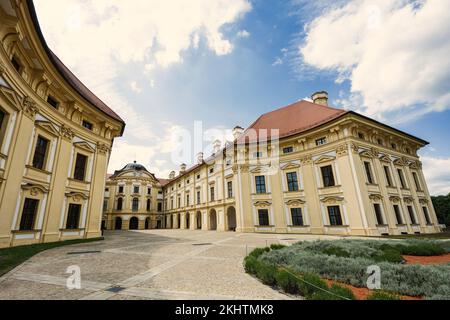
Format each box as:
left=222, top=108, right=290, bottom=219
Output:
left=431, top=193, right=450, bottom=228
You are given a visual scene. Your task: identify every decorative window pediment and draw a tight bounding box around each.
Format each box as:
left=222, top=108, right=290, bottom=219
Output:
left=250, top=166, right=269, bottom=174
left=73, top=141, right=96, bottom=153
left=280, top=162, right=301, bottom=170
left=320, top=196, right=344, bottom=204
left=389, top=195, right=401, bottom=203
left=65, top=191, right=89, bottom=202
left=379, top=154, right=391, bottom=163
left=285, top=199, right=306, bottom=206
left=419, top=198, right=429, bottom=205
left=35, top=120, right=60, bottom=137
left=0, top=86, right=21, bottom=110
left=393, top=157, right=408, bottom=166
left=314, top=155, right=336, bottom=164
left=254, top=201, right=272, bottom=207
left=403, top=196, right=414, bottom=204
left=359, top=149, right=376, bottom=159
left=21, top=182, right=49, bottom=195
left=369, top=194, right=383, bottom=201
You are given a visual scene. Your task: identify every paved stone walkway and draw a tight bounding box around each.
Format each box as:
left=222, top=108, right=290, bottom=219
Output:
left=0, top=230, right=351, bottom=300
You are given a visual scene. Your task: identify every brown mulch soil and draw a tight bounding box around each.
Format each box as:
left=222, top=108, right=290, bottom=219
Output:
left=403, top=253, right=450, bottom=265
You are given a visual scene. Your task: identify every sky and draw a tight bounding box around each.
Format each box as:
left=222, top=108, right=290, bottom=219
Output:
left=33, top=0, right=450, bottom=195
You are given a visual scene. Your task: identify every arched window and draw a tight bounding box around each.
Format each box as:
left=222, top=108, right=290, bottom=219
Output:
left=132, top=198, right=139, bottom=211
left=117, top=198, right=123, bottom=211
left=146, top=199, right=151, bottom=211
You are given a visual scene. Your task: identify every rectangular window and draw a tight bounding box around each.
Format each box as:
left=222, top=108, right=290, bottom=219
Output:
left=258, top=209, right=270, bottom=226
left=82, top=120, right=93, bottom=131
left=210, top=187, right=215, bottom=201
left=66, top=204, right=81, bottom=229
left=327, top=206, right=343, bottom=226
left=47, top=96, right=59, bottom=109
left=407, top=206, right=417, bottom=225
left=227, top=181, right=233, bottom=198
left=397, top=169, right=407, bottom=189
left=254, top=152, right=263, bottom=158
left=177, top=197, right=181, bottom=208
left=316, top=137, right=327, bottom=146
left=286, top=172, right=299, bottom=192
left=255, top=176, right=266, bottom=194
left=364, top=161, right=374, bottom=184
left=32, top=136, right=49, bottom=170
left=11, top=56, right=21, bottom=72
left=358, top=132, right=365, bottom=140
left=373, top=203, right=384, bottom=225
left=422, top=207, right=431, bottom=225
left=0, top=109, right=5, bottom=131
left=321, top=165, right=335, bottom=187
left=133, top=186, right=140, bottom=194
left=73, top=153, right=88, bottom=181
left=197, top=191, right=201, bottom=205
left=157, top=202, right=162, bottom=212
left=412, top=172, right=422, bottom=191
left=133, top=198, right=139, bottom=211
left=186, top=195, right=190, bottom=206
left=103, top=199, right=108, bottom=211
left=291, top=208, right=304, bottom=226
left=147, top=187, right=151, bottom=195
left=170, top=199, right=173, bottom=210
left=146, top=199, right=151, bottom=211
left=384, top=166, right=393, bottom=187
left=283, top=146, right=293, bottom=154
left=19, top=198, right=39, bottom=231
left=393, top=205, right=403, bottom=224
left=118, top=186, right=124, bottom=193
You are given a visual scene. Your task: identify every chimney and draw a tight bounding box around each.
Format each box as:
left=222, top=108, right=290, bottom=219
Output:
left=196, top=152, right=204, bottom=164
left=233, top=126, right=244, bottom=140
left=169, top=171, right=176, bottom=179
left=180, top=163, right=187, bottom=174
left=311, top=91, right=329, bottom=106
left=213, top=139, right=222, bottom=154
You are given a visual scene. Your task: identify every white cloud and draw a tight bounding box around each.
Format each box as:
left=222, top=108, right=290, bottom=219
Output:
left=272, top=57, right=283, bottom=66
left=236, top=30, right=250, bottom=38
left=130, top=81, right=142, bottom=93
left=421, top=156, right=450, bottom=196
left=299, top=0, right=450, bottom=122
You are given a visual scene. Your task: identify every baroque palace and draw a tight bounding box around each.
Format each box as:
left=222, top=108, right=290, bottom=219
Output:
left=0, top=0, right=125, bottom=248
left=105, top=91, right=442, bottom=237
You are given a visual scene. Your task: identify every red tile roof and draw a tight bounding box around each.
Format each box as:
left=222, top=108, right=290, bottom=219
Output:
left=27, top=0, right=125, bottom=134
left=238, top=100, right=348, bottom=143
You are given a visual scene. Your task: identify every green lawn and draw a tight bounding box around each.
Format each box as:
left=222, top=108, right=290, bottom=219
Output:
left=0, top=238, right=104, bottom=277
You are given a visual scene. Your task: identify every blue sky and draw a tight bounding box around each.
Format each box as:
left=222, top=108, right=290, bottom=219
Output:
left=34, top=0, right=450, bottom=195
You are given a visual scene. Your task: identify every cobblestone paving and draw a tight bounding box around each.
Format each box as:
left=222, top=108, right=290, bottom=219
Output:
left=0, top=230, right=351, bottom=300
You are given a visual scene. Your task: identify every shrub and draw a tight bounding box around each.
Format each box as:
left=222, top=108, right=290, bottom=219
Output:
left=244, top=256, right=260, bottom=275
left=297, top=273, right=329, bottom=298
left=322, top=246, right=350, bottom=258
left=329, top=284, right=356, bottom=300
left=366, top=291, right=400, bottom=300
left=270, top=244, right=287, bottom=251
left=275, top=269, right=299, bottom=294
left=256, top=262, right=278, bottom=286
left=373, top=248, right=404, bottom=263
left=309, top=284, right=355, bottom=300
left=248, top=247, right=270, bottom=259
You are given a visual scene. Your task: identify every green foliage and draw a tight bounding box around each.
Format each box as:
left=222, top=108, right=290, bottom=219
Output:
left=309, top=284, right=355, bottom=300
left=322, top=246, right=351, bottom=258
left=248, top=247, right=270, bottom=259
left=270, top=244, right=287, bottom=251
left=258, top=239, right=450, bottom=299
left=275, top=269, right=299, bottom=294
left=256, top=262, right=278, bottom=286
left=243, top=255, right=260, bottom=275
left=297, top=273, right=329, bottom=298
left=0, top=238, right=104, bottom=276
left=431, top=193, right=450, bottom=227
left=366, top=291, right=400, bottom=300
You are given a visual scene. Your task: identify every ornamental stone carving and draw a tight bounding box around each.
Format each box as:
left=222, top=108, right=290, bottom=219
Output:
left=60, top=125, right=75, bottom=141
left=336, top=144, right=348, bottom=157
left=22, top=96, right=39, bottom=118
left=97, top=143, right=109, bottom=154
left=300, top=155, right=312, bottom=165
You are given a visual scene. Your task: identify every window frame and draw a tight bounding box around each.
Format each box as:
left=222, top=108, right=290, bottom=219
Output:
left=227, top=181, right=233, bottom=198
left=82, top=120, right=93, bottom=131
left=258, top=209, right=270, bottom=226
left=255, top=175, right=267, bottom=194
left=315, top=137, right=327, bottom=146
left=364, top=161, right=375, bottom=184
left=373, top=203, right=385, bottom=225
left=397, top=168, right=407, bottom=189
left=384, top=165, right=393, bottom=187
left=32, top=135, right=50, bottom=170
left=393, top=204, right=404, bottom=225
left=290, top=208, right=304, bottom=226
left=321, top=165, right=336, bottom=188
left=412, top=172, right=422, bottom=191
left=19, top=198, right=39, bottom=231
left=73, top=153, right=88, bottom=181
left=117, top=197, right=123, bottom=211
left=283, top=146, right=294, bottom=154
left=286, top=172, right=299, bottom=192
left=132, top=198, right=139, bottom=211
left=66, top=203, right=82, bottom=230
left=327, top=206, right=343, bottom=226
left=407, top=205, right=417, bottom=225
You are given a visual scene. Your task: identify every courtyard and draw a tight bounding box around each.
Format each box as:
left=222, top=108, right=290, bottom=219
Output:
left=0, top=230, right=354, bottom=300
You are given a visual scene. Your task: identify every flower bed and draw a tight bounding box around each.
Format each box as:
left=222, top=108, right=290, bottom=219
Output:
left=244, top=239, right=450, bottom=300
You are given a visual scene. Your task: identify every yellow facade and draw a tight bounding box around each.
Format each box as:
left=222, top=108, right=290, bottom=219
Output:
left=160, top=102, right=441, bottom=237
left=103, top=162, right=165, bottom=231
left=0, top=1, right=124, bottom=248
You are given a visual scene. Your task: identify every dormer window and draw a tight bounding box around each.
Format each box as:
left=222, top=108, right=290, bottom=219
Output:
left=11, top=55, right=22, bottom=73
left=358, top=132, right=365, bottom=140
left=377, top=139, right=384, bottom=146
left=316, top=137, right=327, bottom=146
left=283, top=146, right=293, bottom=154
left=47, top=96, right=59, bottom=109
left=82, top=120, right=93, bottom=131
left=391, top=143, right=397, bottom=150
